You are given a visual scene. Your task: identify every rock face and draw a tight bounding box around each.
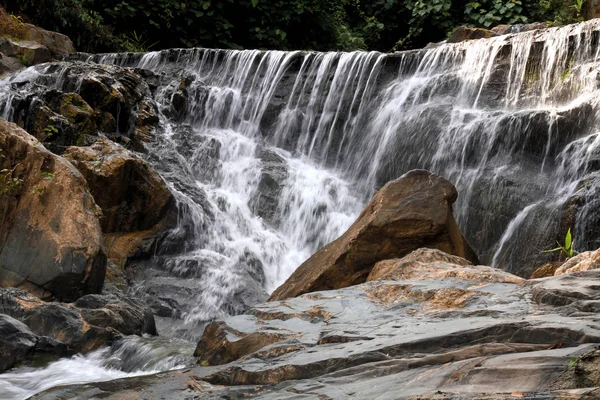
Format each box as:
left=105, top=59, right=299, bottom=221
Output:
left=249, top=148, right=288, bottom=226
left=63, top=139, right=173, bottom=234
left=37, top=250, right=600, bottom=399
left=9, top=62, right=161, bottom=154
left=0, top=287, right=156, bottom=372
left=0, top=119, right=106, bottom=301
left=269, top=170, right=478, bottom=301
left=23, top=23, right=76, bottom=56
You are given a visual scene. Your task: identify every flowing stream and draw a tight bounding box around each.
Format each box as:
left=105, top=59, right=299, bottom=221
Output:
left=3, top=19, right=600, bottom=398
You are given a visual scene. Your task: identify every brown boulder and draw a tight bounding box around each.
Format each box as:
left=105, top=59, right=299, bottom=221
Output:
left=194, top=321, right=287, bottom=366
left=23, top=23, right=76, bottom=56
left=0, top=119, right=106, bottom=301
left=554, top=249, right=600, bottom=276
left=63, top=139, right=173, bottom=234
left=367, top=248, right=522, bottom=285
left=0, top=38, right=51, bottom=66
left=268, top=170, right=478, bottom=301
left=529, top=261, right=562, bottom=279
left=447, top=26, right=498, bottom=43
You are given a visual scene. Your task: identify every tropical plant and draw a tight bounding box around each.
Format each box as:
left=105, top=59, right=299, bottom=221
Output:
left=542, top=228, right=577, bottom=259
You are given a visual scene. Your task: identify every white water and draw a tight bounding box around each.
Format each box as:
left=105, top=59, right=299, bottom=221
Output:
left=0, top=336, right=192, bottom=400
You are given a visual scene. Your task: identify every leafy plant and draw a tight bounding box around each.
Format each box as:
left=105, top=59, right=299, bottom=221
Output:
left=43, top=125, right=57, bottom=139
left=0, top=149, right=23, bottom=195
left=542, top=228, right=577, bottom=259
left=40, top=171, right=55, bottom=180
left=572, top=0, right=586, bottom=20
left=119, top=30, right=158, bottom=52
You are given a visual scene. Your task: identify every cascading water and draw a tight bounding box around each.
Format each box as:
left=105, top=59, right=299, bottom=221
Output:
left=4, top=19, right=600, bottom=398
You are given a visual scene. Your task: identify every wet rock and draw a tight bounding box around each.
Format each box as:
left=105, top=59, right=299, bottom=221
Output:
left=23, top=23, right=76, bottom=56
left=530, top=261, right=562, bottom=279
left=0, top=313, right=70, bottom=373
left=32, top=259, right=600, bottom=398
left=269, top=170, right=479, bottom=301
left=367, top=248, right=473, bottom=281
left=0, top=119, right=106, bottom=301
left=194, top=320, right=287, bottom=365
left=447, top=26, right=499, bottom=43
left=63, top=139, right=173, bottom=234
left=0, top=52, right=25, bottom=77
left=133, top=98, right=161, bottom=151
left=492, top=22, right=554, bottom=35
left=0, top=288, right=156, bottom=357
left=0, top=314, right=37, bottom=372
left=249, top=148, right=288, bottom=226
left=8, top=62, right=160, bottom=152
left=0, top=38, right=51, bottom=66
left=74, top=294, right=157, bottom=336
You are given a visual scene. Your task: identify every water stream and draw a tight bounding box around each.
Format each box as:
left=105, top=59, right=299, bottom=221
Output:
left=3, top=19, right=600, bottom=398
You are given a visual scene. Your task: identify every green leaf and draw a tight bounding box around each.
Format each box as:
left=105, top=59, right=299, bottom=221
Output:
left=565, top=229, right=572, bottom=249
left=251, top=0, right=259, bottom=7
left=568, top=357, right=577, bottom=369
left=541, top=247, right=562, bottom=253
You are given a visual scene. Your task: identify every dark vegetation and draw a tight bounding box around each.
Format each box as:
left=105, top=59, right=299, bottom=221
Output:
left=0, top=0, right=590, bottom=53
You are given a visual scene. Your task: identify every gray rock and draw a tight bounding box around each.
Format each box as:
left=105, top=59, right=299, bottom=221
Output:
left=0, top=52, right=25, bottom=77
left=0, top=288, right=156, bottom=356
left=0, top=38, right=51, bottom=66
left=0, top=314, right=37, bottom=372
left=249, top=148, right=288, bottom=226
left=32, top=260, right=600, bottom=399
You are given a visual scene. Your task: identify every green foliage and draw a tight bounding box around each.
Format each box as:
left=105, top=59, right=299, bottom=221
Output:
left=0, top=149, right=22, bottom=195
left=542, top=228, right=577, bottom=259
left=43, top=125, right=57, bottom=139
left=118, top=31, right=158, bottom=53
left=464, top=0, right=528, bottom=28
left=1, top=0, right=591, bottom=53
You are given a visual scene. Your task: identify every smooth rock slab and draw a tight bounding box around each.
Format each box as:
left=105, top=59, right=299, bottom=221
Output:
left=33, top=262, right=600, bottom=399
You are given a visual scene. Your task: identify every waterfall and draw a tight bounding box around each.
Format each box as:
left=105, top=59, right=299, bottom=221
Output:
left=3, top=20, right=600, bottom=396
left=82, top=19, right=600, bottom=279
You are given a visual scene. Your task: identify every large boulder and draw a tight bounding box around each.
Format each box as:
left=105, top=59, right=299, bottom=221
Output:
left=0, top=287, right=156, bottom=370
left=0, top=313, right=68, bottom=373
left=446, top=26, right=499, bottom=43
left=23, top=23, right=76, bottom=56
left=269, top=170, right=478, bottom=301
left=64, top=139, right=175, bottom=281
left=0, top=38, right=51, bottom=66
left=0, top=119, right=106, bottom=301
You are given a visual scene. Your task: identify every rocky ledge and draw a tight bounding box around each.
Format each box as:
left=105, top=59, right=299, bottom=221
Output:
left=33, top=246, right=600, bottom=399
